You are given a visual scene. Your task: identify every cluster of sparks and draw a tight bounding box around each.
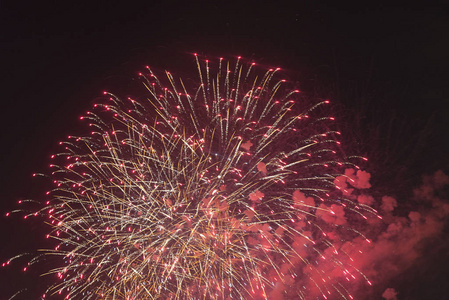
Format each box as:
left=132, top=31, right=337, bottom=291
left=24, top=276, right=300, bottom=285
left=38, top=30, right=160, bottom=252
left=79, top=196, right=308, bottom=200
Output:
left=6, top=55, right=381, bottom=299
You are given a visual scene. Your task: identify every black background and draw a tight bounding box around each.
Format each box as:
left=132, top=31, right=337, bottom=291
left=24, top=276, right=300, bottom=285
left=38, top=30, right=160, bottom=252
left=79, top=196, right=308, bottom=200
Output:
left=1, top=1, right=448, bottom=299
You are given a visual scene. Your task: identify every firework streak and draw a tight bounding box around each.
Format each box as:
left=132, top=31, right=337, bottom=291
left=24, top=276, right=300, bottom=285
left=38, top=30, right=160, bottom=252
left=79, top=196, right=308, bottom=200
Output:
left=12, top=55, right=379, bottom=299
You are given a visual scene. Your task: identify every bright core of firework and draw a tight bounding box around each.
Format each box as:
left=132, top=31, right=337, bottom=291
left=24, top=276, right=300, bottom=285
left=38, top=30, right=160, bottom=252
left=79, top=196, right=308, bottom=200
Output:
left=12, top=55, right=378, bottom=299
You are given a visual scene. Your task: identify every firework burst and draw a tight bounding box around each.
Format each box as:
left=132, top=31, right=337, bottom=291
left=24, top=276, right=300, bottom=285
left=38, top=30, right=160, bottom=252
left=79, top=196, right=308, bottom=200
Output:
left=8, top=55, right=379, bottom=299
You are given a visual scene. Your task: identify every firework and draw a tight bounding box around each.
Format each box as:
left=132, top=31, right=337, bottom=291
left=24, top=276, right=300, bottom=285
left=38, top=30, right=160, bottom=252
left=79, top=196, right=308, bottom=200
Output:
left=8, top=55, right=379, bottom=299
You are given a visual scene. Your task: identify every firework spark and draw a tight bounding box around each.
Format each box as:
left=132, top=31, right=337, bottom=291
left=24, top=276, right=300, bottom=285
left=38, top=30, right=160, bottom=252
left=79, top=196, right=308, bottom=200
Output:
left=7, top=55, right=379, bottom=299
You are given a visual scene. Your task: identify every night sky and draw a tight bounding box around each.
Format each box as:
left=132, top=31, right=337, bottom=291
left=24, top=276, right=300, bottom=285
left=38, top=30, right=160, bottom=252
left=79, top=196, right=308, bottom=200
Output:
left=1, top=2, right=449, bottom=299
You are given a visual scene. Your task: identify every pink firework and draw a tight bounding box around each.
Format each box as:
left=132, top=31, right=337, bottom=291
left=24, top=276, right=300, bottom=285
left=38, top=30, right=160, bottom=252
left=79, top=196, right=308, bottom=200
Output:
left=6, top=55, right=378, bottom=299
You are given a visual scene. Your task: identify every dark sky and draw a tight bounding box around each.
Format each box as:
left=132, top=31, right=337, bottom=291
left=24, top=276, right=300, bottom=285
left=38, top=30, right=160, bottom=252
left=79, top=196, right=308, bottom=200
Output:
left=1, top=1, right=448, bottom=299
